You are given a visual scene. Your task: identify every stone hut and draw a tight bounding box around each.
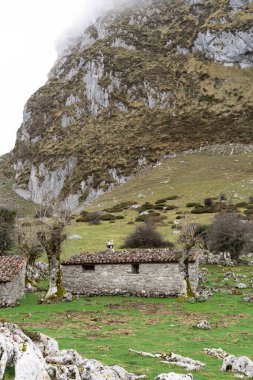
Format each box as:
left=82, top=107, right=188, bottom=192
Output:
left=0, top=256, right=27, bottom=306
left=62, top=249, right=199, bottom=297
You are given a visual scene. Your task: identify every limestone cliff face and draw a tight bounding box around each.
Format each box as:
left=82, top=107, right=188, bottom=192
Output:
left=13, top=0, right=253, bottom=209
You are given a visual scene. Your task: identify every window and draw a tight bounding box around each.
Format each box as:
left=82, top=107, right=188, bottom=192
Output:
left=131, top=264, right=140, bottom=274
left=82, top=264, right=95, bottom=271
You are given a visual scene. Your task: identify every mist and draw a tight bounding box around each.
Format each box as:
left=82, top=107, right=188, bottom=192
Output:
left=55, top=0, right=143, bottom=55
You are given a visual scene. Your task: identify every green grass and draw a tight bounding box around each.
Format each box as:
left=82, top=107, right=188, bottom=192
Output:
left=62, top=150, right=253, bottom=258
left=1, top=265, right=253, bottom=380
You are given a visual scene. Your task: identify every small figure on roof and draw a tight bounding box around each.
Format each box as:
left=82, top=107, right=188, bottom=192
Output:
left=106, top=240, right=115, bottom=253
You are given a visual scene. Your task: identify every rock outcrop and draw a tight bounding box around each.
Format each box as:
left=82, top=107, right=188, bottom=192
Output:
left=0, top=323, right=145, bottom=380
left=12, top=0, right=253, bottom=209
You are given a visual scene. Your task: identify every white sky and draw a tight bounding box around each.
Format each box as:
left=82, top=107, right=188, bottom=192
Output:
left=0, top=0, right=118, bottom=156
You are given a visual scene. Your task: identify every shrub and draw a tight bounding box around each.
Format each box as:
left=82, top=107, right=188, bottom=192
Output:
left=204, top=198, right=214, bottom=207
left=139, top=202, right=156, bottom=212
left=122, top=222, right=174, bottom=249
left=166, top=195, right=180, bottom=200
left=135, top=212, right=161, bottom=222
left=100, top=213, right=116, bottom=221
left=219, top=193, right=227, bottom=202
left=103, top=201, right=136, bottom=213
left=186, top=202, right=201, bottom=208
left=164, top=205, right=178, bottom=211
left=0, top=208, right=16, bottom=255
left=87, top=212, right=101, bottom=225
left=206, top=213, right=253, bottom=261
left=155, top=198, right=167, bottom=204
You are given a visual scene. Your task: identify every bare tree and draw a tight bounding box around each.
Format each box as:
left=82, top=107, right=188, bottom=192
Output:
left=206, top=213, right=253, bottom=261
left=16, top=205, right=69, bottom=301
left=37, top=213, right=68, bottom=300
left=179, top=222, right=201, bottom=298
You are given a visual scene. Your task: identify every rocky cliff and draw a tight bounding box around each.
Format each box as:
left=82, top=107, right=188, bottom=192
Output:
left=12, top=0, right=253, bottom=209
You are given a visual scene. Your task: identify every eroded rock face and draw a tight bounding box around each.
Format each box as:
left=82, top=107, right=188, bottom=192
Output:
left=12, top=0, right=253, bottom=209
left=0, top=323, right=144, bottom=380
left=194, top=28, right=253, bottom=68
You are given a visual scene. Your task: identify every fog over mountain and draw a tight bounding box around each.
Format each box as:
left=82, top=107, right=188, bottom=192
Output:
left=55, top=0, right=143, bottom=56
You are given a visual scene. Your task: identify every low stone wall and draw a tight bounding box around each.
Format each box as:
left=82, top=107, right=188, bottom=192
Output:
left=62, top=262, right=199, bottom=297
left=0, top=265, right=26, bottom=306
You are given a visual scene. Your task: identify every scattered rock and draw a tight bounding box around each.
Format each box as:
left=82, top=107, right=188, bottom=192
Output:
left=203, top=348, right=228, bottom=360
left=62, top=292, right=73, bottom=302
left=129, top=350, right=205, bottom=371
left=222, top=355, right=253, bottom=378
left=235, top=283, right=247, bottom=289
left=161, top=353, right=205, bottom=371
left=68, top=234, right=82, bottom=240
left=196, top=320, right=211, bottom=330
left=155, top=373, right=193, bottom=380
left=243, top=295, right=253, bottom=302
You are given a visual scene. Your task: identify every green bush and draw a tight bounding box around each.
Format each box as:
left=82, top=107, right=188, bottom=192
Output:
left=100, top=214, right=116, bottom=221
left=122, top=222, right=174, bottom=249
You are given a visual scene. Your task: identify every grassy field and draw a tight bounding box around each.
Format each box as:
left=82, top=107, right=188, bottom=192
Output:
left=1, top=265, right=253, bottom=380
left=62, top=150, right=253, bottom=259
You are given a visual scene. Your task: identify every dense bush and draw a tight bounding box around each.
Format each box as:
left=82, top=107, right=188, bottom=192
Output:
left=204, top=198, right=214, bottom=207
left=206, top=213, right=253, bottom=261
left=86, top=212, right=101, bottom=225
left=103, top=201, right=136, bottom=213
left=0, top=208, right=16, bottom=255
left=122, top=222, right=174, bottom=249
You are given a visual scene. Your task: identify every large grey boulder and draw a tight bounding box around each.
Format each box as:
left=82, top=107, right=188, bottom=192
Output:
left=0, top=323, right=144, bottom=380
left=221, top=355, right=253, bottom=378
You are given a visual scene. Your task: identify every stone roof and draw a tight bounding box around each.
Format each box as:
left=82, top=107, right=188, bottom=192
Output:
left=0, top=256, right=27, bottom=283
left=62, top=249, right=199, bottom=265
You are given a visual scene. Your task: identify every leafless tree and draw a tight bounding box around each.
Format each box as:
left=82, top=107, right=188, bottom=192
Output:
left=16, top=205, right=69, bottom=300
left=179, top=222, right=201, bottom=298
left=206, top=213, right=253, bottom=261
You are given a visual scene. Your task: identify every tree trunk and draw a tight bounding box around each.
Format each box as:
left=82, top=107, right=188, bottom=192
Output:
left=179, top=250, right=195, bottom=298
left=46, top=253, right=64, bottom=299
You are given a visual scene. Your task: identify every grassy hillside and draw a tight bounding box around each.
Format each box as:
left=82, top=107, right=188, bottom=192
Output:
left=62, top=148, right=253, bottom=259
left=2, top=265, right=253, bottom=380
left=0, top=154, right=36, bottom=217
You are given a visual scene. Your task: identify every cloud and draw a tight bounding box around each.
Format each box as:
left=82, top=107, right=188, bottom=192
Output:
left=55, top=0, right=139, bottom=55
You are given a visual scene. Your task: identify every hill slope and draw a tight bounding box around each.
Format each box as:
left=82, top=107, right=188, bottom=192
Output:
left=62, top=146, right=253, bottom=257
left=12, top=0, right=253, bottom=209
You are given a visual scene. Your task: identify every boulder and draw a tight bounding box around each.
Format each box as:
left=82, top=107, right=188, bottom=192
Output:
left=196, top=320, right=211, bottom=330
left=0, top=323, right=144, bottom=380
left=161, top=353, right=205, bottom=371
left=203, top=348, right=228, bottom=360
left=221, top=355, right=253, bottom=378
left=235, top=283, right=247, bottom=289
left=155, top=374, right=193, bottom=380
left=0, top=323, right=50, bottom=380
left=68, top=235, right=82, bottom=240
